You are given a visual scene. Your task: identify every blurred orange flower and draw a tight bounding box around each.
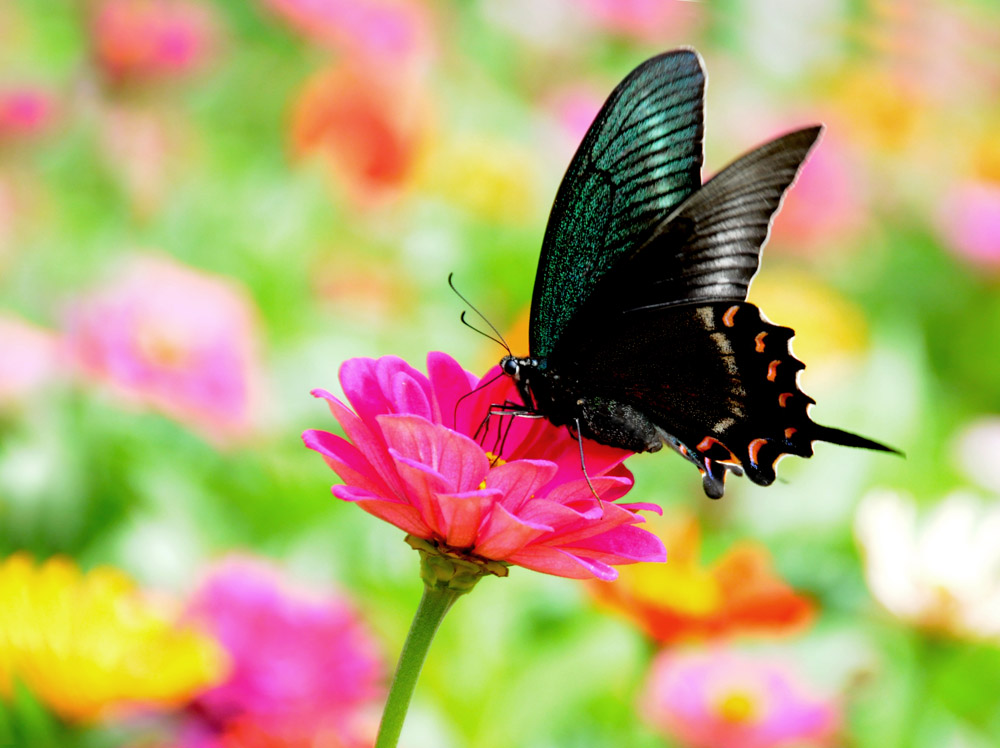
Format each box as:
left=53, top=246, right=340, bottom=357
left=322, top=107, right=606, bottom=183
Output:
left=290, top=65, right=428, bottom=207
left=591, top=515, right=814, bottom=644
left=0, top=554, right=225, bottom=723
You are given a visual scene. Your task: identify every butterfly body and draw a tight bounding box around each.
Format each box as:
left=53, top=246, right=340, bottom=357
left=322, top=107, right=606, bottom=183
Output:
left=500, top=49, right=897, bottom=498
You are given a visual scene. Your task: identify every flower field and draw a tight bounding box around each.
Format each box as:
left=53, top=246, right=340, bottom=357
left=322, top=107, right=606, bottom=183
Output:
left=1, top=1, right=999, bottom=747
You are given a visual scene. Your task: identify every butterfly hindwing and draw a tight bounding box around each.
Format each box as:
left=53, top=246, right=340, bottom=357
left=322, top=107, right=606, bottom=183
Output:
left=558, top=301, right=893, bottom=497
left=530, top=49, right=706, bottom=357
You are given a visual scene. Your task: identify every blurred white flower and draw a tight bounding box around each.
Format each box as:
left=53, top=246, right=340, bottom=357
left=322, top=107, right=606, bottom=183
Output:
left=952, top=416, right=1000, bottom=493
left=855, top=490, right=1000, bottom=639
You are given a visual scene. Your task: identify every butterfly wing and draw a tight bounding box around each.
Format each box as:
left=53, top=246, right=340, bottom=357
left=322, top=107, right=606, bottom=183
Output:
left=530, top=49, right=706, bottom=357
left=563, top=301, right=895, bottom=496
left=575, top=127, right=823, bottom=316
left=545, top=127, right=894, bottom=496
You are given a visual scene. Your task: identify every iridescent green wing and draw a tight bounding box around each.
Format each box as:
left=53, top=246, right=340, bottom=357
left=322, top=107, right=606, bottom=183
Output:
left=529, top=49, right=705, bottom=357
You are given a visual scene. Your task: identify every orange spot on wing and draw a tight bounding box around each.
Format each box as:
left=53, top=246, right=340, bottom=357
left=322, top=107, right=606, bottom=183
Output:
left=767, top=360, right=781, bottom=381
left=784, top=427, right=797, bottom=439
left=697, top=436, right=739, bottom=463
left=748, top=438, right=768, bottom=465
left=778, top=392, right=793, bottom=407
left=754, top=332, right=767, bottom=353
left=723, top=306, right=740, bottom=327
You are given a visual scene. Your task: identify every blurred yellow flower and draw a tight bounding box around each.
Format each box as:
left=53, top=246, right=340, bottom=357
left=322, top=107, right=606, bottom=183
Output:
left=0, top=554, right=226, bottom=723
left=747, top=269, right=868, bottom=369
left=417, top=136, right=541, bottom=224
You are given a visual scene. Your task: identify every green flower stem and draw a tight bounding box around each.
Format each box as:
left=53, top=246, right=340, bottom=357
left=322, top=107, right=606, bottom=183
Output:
left=374, top=536, right=507, bottom=748
left=373, top=583, right=462, bottom=748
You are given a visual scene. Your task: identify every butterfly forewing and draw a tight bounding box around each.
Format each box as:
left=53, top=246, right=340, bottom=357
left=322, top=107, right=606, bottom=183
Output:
left=530, top=49, right=706, bottom=357
left=569, top=127, right=822, bottom=318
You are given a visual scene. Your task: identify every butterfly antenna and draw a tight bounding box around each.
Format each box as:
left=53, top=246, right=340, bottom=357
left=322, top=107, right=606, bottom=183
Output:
left=448, top=273, right=512, bottom=355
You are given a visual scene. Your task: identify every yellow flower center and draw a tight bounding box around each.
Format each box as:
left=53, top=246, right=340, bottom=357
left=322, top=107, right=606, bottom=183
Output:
left=714, top=689, right=760, bottom=724
left=479, top=453, right=507, bottom=489
left=136, top=322, right=191, bottom=369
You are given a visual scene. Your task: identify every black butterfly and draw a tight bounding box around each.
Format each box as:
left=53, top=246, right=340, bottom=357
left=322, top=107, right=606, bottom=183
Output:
left=499, top=48, right=896, bottom=499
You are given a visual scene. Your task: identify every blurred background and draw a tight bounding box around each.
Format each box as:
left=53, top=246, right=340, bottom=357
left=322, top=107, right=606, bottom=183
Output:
left=1, top=0, right=999, bottom=746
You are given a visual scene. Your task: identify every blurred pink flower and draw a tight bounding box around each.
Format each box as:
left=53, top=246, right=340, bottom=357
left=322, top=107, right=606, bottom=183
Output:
left=263, top=0, right=433, bottom=66
left=303, top=353, right=665, bottom=581
left=936, top=180, right=1000, bottom=270
left=0, top=314, right=59, bottom=404
left=91, top=0, right=219, bottom=83
left=0, top=87, right=56, bottom=140
left=641, top=648, right=840, bottom=748
left=767, top=131, right=869, bottom=254
left=183, top=558, right=383, bottom=747
left=544, top=84, right=603, bottom=150
left=579, top=0, right=699, bottom=41
left=65, top=254, right=262, bottom=445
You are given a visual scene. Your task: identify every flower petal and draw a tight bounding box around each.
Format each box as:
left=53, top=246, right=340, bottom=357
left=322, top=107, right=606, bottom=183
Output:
left=475, top=503, right=551, bottom=559
left=332, top=484, right=433, bottom=538
left=436, top=489, right=502, bottom=549
left=485, top=459, right=558, bottom=512
left=312, top=388, right=405, bottom=497
left=302, top=429, right=393, bottom=497
left=378, top=414, right=489, bottom=492
left=427, top=351, right=478, bottom=429
left=507, top=546, right=619, bottom=581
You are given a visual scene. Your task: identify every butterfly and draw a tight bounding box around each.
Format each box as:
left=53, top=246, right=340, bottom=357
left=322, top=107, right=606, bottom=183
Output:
left=498, top=48, right=897, bottom=499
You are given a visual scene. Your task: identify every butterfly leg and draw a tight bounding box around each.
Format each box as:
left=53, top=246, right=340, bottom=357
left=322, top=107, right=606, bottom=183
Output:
left=572, top=417, right=602, bottom=502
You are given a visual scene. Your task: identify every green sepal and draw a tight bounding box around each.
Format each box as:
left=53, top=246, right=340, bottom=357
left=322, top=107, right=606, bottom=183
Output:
left=405, top=535, right=509, bottom=593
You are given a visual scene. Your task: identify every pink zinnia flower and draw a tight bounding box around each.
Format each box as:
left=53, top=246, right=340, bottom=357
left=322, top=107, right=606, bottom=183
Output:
left=65, top=254, right=263, bottom=445
left=0, top=87, right=56, bottom=140
left=183, top=558, right=384, bottom=746
left=579, top=0, right=700, bottom=42
left=91, top=0, right=219, bottom=83
left=303, top=353, right=665, bottom=581
left=641, top=648, right=840, bottom=748
left=936, top=180, right=1000, bottom=271
left=767, top=131, right=868, bottom=255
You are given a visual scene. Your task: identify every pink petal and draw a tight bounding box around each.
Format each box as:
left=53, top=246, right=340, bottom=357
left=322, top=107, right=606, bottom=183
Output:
left=378, top=414, right=489, bottom=491
left=507, top=546, right=618, bottom=581
left=619, top=501, right=663, bottom=515
left=475, top=503, right=551, bottom=559
left=545, top=475, right=632, bottom=505
left=331, top=485, right=432, bottom=537
left=338, top=357, right=391, bottom=428
left=389, top=368, right=433, bottom=421
left=375, top=355, right=434, bottom=417
left=426, top=351, right=478, bottom=429
left=388, top=450, right=452, bottom=535
left=302, top=429, right=394, bottom=497
left=563, top=524, right=667, bottom=564
left=312, top=389, right=405, bottom=497
left=435, top=489, right=501, bottom=548
left=485, top=459, right=558, bottom=512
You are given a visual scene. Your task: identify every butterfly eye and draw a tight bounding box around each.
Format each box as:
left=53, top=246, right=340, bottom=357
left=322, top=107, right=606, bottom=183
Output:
left=501, top=356, right=519, bottom=378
